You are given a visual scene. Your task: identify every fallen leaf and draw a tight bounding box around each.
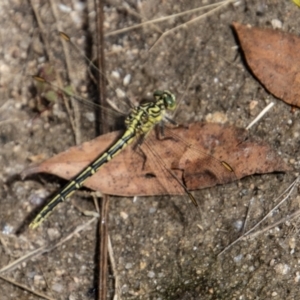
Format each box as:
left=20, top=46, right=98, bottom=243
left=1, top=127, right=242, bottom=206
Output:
left=292, top=0, right=300, bottom=8
left=232, top=22, right=300, bottom=107
left=22, top=122, right=290, bottom=197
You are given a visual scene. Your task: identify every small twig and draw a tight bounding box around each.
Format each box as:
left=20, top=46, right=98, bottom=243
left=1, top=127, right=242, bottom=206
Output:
left=94, top=0, right=110, bottom=299
left=245, top=209, right=300, bottom=240
left=0, top=274, right=55, bottom=300
left=0, top=218, right=97, bottom=275
left=0, top=246, right=47, bottom=274
left=245, top=177, right=300, bottom=235
left=105, top=0, right=234, bottom=37
left=48, top=0, right=82, bottom=145
left=0, top=119, right=21, bottom=126
left=246, top=102, right=275, bottom=130
left=98, top=195, right=109, bottom=300
left=242, top=197, right=254, bottom=234
left=29, top=0, right=81, bottom=144
left=0, top=233, right=12, bottom=256
left=92, top=192, right=101, bottom=214
left=30, top=0, right=77, bottom=144
left=218, top=176, right=300, bottom=256
left=47, top=217, right=98, bottom=251
left=123, top=3, right=163, bottom=35
left=108, top=235, right=121, bottom=300
left=150, top=0, right=237, bottom=52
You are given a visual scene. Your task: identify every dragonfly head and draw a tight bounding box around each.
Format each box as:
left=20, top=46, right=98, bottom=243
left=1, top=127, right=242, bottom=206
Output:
left=153, top=90, right=176, bottom=111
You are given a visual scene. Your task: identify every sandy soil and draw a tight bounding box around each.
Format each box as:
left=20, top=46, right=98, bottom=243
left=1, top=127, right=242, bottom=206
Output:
left=0, top=0, right=300, bottom=299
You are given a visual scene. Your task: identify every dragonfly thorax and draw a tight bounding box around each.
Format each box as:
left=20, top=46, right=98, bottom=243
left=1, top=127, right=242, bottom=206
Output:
left=125, top=90, right=176, bottom=135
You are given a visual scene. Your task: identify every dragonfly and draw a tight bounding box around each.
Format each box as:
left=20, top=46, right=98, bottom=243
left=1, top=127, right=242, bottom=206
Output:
left=29, top=32, right=234, bottom=229
left=29, top=85, right=199, bottom=228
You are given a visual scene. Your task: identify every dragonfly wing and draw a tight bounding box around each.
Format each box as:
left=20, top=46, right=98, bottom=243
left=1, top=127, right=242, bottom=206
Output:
left=163, top=123, right=238, bottom=190
left=139, top=139, right=187, bottom=196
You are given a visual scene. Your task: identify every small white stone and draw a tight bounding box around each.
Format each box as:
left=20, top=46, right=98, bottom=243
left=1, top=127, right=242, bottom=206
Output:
left=58, top=4, right=72, bottom=13
left=271, top=19, right=282, bottom=29
left=51, top=283, right=63, bottom=293
left=84, top=112, right=95, bottom=122
left=111, top=70, right=120, bottom=80
left=33, top=275, right=44, bottom=286
left=149, top=207, right=156, bottom=214
left=274, top=263, right=290, bottom=275
left=125, top=262, right=132, bottom=269
left=47, top=228, right=61, bottom=241
left=233, top=254, right=243, bottom=263
left=116, top=88, right=126, bottom=99
left=294, top=272, right=300, bottom=283
left=147, top=271, right=155, bottom=278
left=74, top=1, right=86, bottom=11
left=123, top=74, right=131, bottom=86
left=2, top=224, right=14, bottom=235
left=120, top=211, right=128, bottom=220
left=233, top=220, right=243, bottom=231
left=289, top=237, right=296, bottom=250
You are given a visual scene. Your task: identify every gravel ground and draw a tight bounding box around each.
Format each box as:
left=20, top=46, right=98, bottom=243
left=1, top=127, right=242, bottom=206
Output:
left=0, top=1, right=300, bottom=299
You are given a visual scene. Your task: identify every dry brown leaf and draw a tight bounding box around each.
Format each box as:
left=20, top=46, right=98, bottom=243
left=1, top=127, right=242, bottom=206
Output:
left=233, top=22, right=300, bottom=107
left=22, top=122, right=290, bottom=197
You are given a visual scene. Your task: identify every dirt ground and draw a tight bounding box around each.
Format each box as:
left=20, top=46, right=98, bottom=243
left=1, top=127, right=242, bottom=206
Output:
left=1, top=0, right=300, bottom=299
